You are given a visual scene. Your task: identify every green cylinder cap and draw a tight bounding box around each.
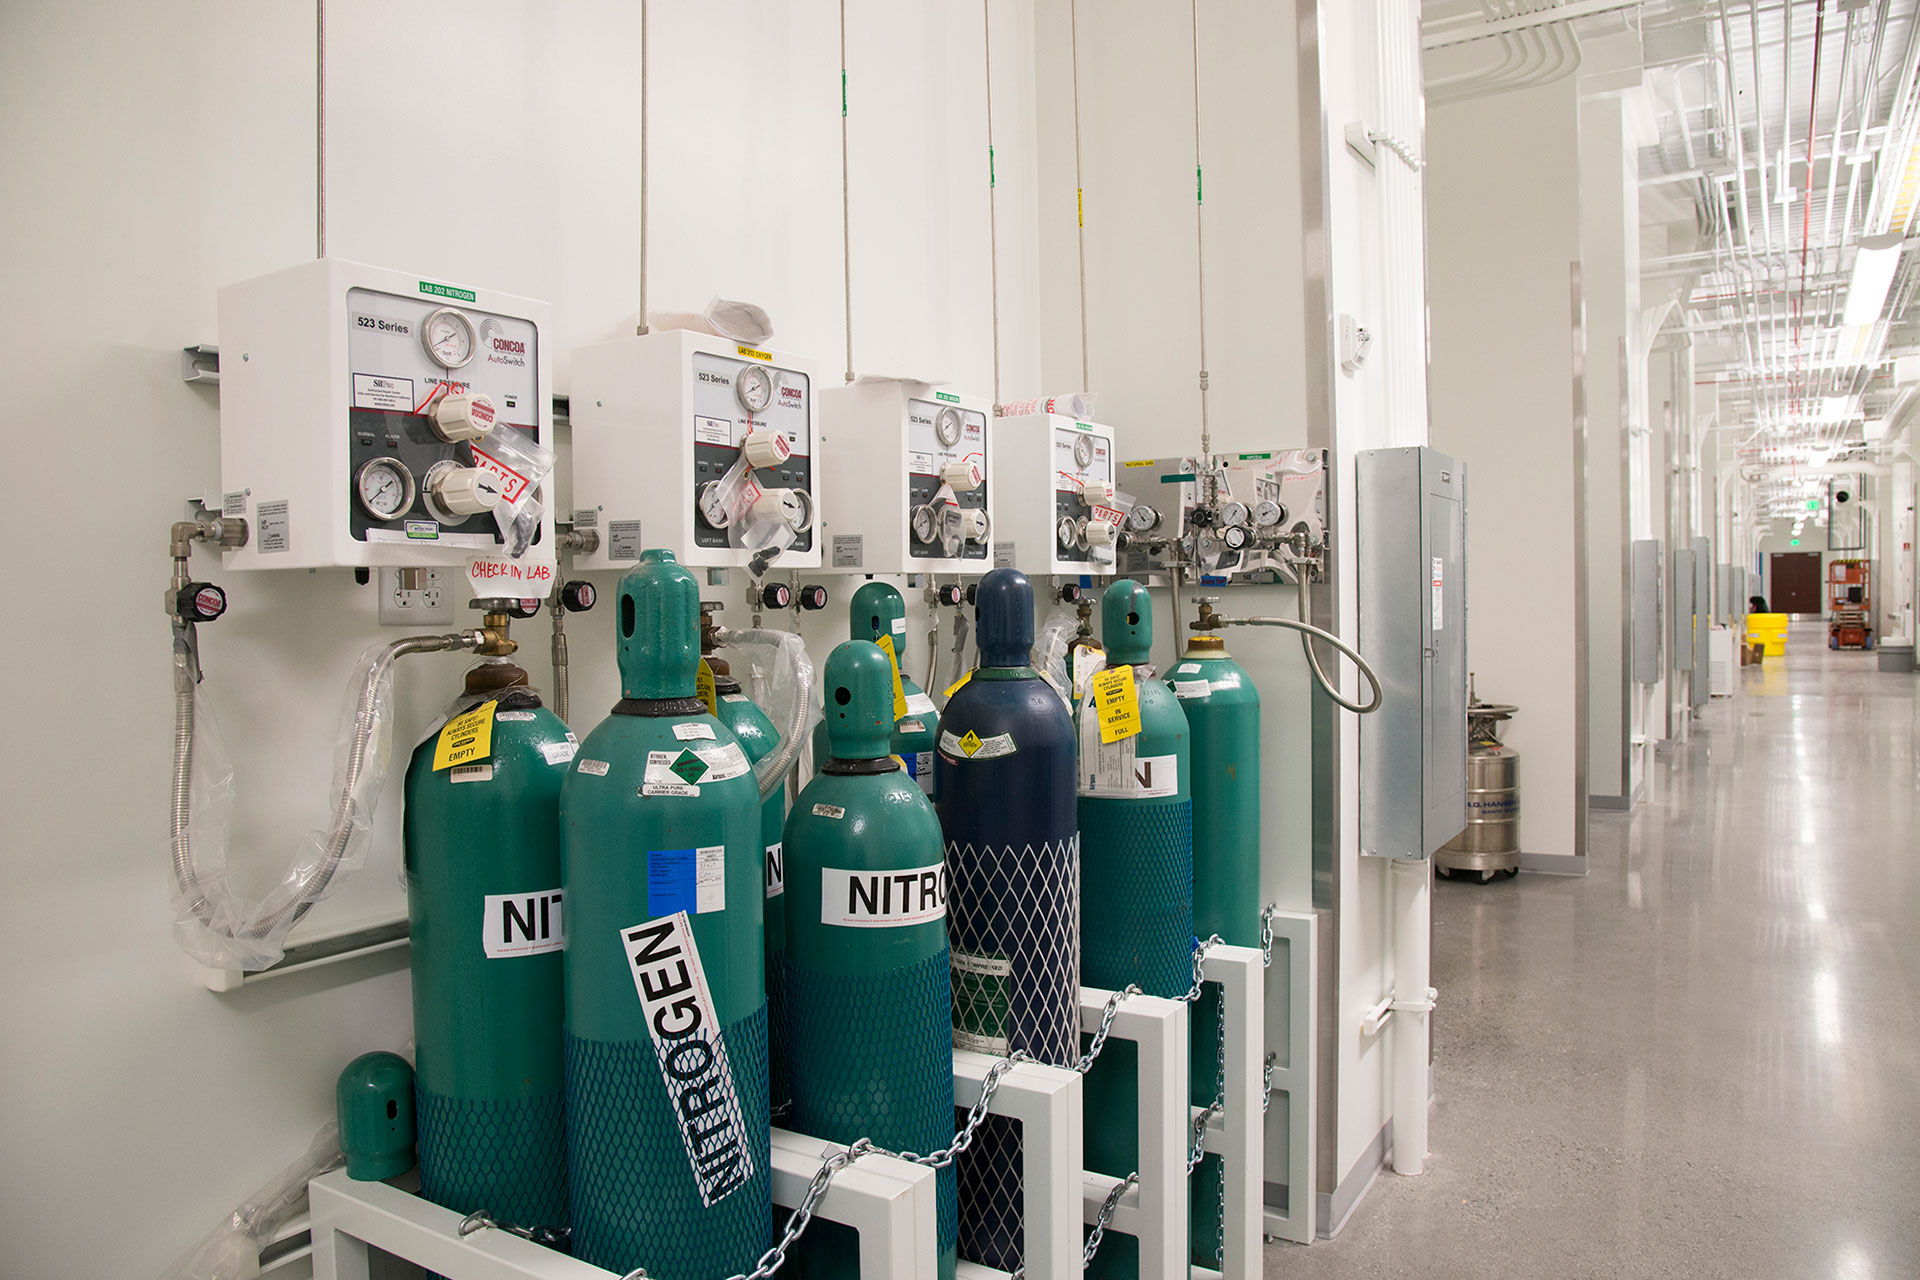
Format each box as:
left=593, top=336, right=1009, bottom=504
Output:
left=822, top=640, right=896, bottom=761
left=616, top=549, right=700, bottom=700
left=1101, top=579, right=1154, bottom=665
left=849, top=581, right=908, bottom=658
left=336, top=1051, right=416, bottom=1181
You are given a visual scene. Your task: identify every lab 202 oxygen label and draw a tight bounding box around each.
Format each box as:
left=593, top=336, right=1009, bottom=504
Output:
left=622, top=912, right=755, bottom=1205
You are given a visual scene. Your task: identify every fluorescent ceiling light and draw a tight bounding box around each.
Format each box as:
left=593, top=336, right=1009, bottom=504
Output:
left=1819, top=395, right=1858, bottom=422
left=1842, top=233, right=1903, bottom=327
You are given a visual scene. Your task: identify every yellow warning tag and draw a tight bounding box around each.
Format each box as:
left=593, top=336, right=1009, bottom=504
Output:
left=875, top=635, right=909, bottom=721
left=944, top=669, right=974, bottom=698
left=696, top=660, right=717, bottom=716
left=1091, top=666, right=1141, bottom=744
left=958, top=729, right=983, bottom=756
left=433, top=700, right=497, bottom=771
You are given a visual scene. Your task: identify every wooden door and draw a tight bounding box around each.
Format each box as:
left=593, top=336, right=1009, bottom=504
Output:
left=1769, top=552, right=1823, bottom=614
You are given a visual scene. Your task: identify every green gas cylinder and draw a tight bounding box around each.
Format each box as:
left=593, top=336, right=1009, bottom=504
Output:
left=812, top=582, right=940, bottom=795
left=404, top=659, right=572, bottom=1227
left=783, top=641, right=958, bottom=1280
left=1166, top=630, right=1261, bottom=1267
left=561, top=549, right=769, bottom=1279
left=1076, top=581, right=1193, bottom=1280
left=710, top=653, right=792, bottom=1117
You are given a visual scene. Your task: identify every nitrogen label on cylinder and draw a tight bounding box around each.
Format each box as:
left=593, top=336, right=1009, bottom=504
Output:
left=481, top=889, right=567, bottom=958
left=621, top=912, right=755, bottom=1206
left=820, top=863, right=948, bottom=928
left=640, top=743, right=751, bottom=797
left=764, top=843, right=785, bottom=899
left=950, top=950, right=1012, bottom=1053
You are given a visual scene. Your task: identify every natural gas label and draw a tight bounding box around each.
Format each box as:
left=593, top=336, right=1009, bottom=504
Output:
left=821, top=862, right=947, bottom=928
left=482, top=889, right=565, bottom=958
left=1090, top=666, right=1142, bottom=743
left=649, top=845, right=727, bottom=915
left=765, top=843, right=784, bottom=898
left=950, top=950, right=1012, bottom=1054
left=433, top=700, right=496, bottom=771
left=622, top=912, right=755, bottom=1206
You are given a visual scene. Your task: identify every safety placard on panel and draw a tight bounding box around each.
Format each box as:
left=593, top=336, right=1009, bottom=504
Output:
left=832, top=534, right=864, bottom=568
left=482, top=889, right=565, bottom=958
left=820, top=863, right=948, bottom=928
left=621, top=912, right=755, bottom=1205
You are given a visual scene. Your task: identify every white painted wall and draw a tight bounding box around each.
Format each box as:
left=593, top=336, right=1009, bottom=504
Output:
left=0, top=3, right=1042, bottom=1275
left=1428, top=78, right=1584, bottom=865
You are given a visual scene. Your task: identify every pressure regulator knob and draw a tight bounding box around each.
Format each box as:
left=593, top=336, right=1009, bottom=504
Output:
left=940, top=459, right=983, bottom=492
left=429, top=393, right=497, bottom=443
left=430, top=464, right=504, bottom=517
left=1079, top=480, right=1116, bottom=507
left=1057, top=583, right=1083, bottom=604
left=759, top=582, right=793, bottom=610
left=560, top=581, right=597, bottom=613
left=934, top=584, right=964, bottom=607
left=1084, top=519, right=1116, bottom=548
left=174, top=582, right=228, bottom=622
left=958, top=508, right=990, bottom=543
left=741, top=426, right=793, bottom=470
left=797, top=584, right=830, bottom=611
left=507, top=598, right=544, bottom=619
left=964, top=583, right=979, bottom=607
left=751, top=487, right=814, bottom=532
left=1221, top=525, right=1248, bottom=550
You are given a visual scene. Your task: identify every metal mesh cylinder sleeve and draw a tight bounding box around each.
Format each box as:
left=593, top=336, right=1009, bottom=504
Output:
left=416, top=1088, right=569, bottom=1228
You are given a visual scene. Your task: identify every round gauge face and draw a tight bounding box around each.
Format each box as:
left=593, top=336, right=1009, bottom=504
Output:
left=782, top=488, right=817, bottom=533
left=1252, top=499, right=1284, bottom=528
left=737, top=364, right=775, bottom=413
left=1073, top=432, right=1096, bottom=468
left=421, top=308, right=477, bottom=370
left=912, top=504, right=939, bottom=544
left=356, top=458, right=415, bottom=521
left=1219, top=500, right=1250, bottom=528
left=1127, top=504, right=1159, bottom=532
left=934, top=407, right=965, bottom=448
left=1058, top=516, right=1079, bottom=548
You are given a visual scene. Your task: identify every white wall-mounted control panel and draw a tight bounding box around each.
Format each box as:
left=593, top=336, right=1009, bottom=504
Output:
left=571, top=330, right=822, bottom=571
left=990, top=414, right=1120, bottom=576
left=216, top=258, right=556, bottom=580
left=816, top=382, right=993, bottom=574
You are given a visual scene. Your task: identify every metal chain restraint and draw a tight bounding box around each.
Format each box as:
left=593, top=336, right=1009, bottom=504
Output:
left=460, top=914, right=1288, bottom=1279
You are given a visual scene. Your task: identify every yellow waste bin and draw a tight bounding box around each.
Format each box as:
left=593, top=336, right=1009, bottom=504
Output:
left=1746, top=613, right=1789, bottom=656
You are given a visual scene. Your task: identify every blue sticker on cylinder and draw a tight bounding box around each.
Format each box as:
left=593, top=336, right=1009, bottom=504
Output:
left=649, top=849, right=696, bottom=916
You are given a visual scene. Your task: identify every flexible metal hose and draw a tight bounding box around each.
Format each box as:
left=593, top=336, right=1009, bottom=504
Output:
left=1208, top=585, right=1385, bottom=715
left=551, top=610, right=571, bottom=725
left=712, top=625, right=815, bottom=800
left=170, top=624, right=481, bottom=946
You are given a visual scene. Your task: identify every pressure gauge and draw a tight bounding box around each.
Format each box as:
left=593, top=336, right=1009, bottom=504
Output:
left=736, top=364, right=775, bottom=414
left=1253, top=499, right=1285, bottom=528
left=912, top=504, right=939, bottom=544
left=934, top=407, right=965, bottom=448
left=1072, top=431, right=1096, bottom=468
left=356, top=458, right=415, bottom=521
left=1219, top=500, right=1250, bottom=528
left=421, top=307, right=477, bottom=370
left=1127, top=504, right=1160, bottom=533
left=1058, top=516, right=1080, bottom=549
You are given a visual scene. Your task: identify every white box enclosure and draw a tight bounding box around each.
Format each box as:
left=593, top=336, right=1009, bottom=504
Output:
left=817, top=382, right=993, bottom=574
left=571, top=330, right=824, bottom=571
left=990, top=414, right=1122, bottom=577
left=217, top=258, right=556, bottom=578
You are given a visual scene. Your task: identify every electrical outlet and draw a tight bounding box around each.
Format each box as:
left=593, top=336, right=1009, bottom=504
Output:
left=378, top=566, right=453, bottom=625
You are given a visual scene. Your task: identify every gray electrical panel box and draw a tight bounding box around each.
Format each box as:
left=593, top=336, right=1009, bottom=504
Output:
left=1692, top=537, right=1711, bottom=711
left=1671, top=546, right=1696, bottom=671
left=1631, top=538, right=1663, bottom=685
left=1357, top=446, right=1467, bottom=859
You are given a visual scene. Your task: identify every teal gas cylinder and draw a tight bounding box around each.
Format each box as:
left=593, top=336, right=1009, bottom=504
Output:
left=560, top=550, right=769, bottom=1278
left=710, top=653, right=792, bottom=1117
left=1076, top=582, right=1193, bottom=1280
left=811, top=582, right=941, bottom=795
left=1166, top=630, right=1261, bottom=1267
left=783, top=641, right=958, bottom=1280
left=935, top=568, right=1080, bottom=1273
left=404, top=659, right=572, bottom=1227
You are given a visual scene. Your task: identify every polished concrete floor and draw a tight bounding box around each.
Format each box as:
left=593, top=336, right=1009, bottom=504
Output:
left=1273, top=626, right=1920, bottom=1278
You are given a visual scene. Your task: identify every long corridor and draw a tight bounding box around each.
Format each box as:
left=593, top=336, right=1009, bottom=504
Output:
left=1276, top=629, right=1920, bottom=1277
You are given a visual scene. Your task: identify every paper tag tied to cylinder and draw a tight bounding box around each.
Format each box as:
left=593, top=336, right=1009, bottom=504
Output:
left=1089, top=665, right=1142, bottom=744
left=621, top=912, right=755, bottom=1206
left=874, top=634, right=909, bottom=720
left=432, top=700, right=496, bottom=771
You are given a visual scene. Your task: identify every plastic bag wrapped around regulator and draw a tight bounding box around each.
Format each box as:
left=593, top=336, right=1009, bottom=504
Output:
left=643, top=297, right=775, bottom=346
left=470, top=427, right=556, bottom=558
left=997, top=391, right=1098, bottom=419
left=157, top=1122, right=345, bottom=1280
left=172, top=638, right=405, bottom=972
left=1033, top=606, right=1084, bottom=706
left=722, top=627, right=819, bottom=799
